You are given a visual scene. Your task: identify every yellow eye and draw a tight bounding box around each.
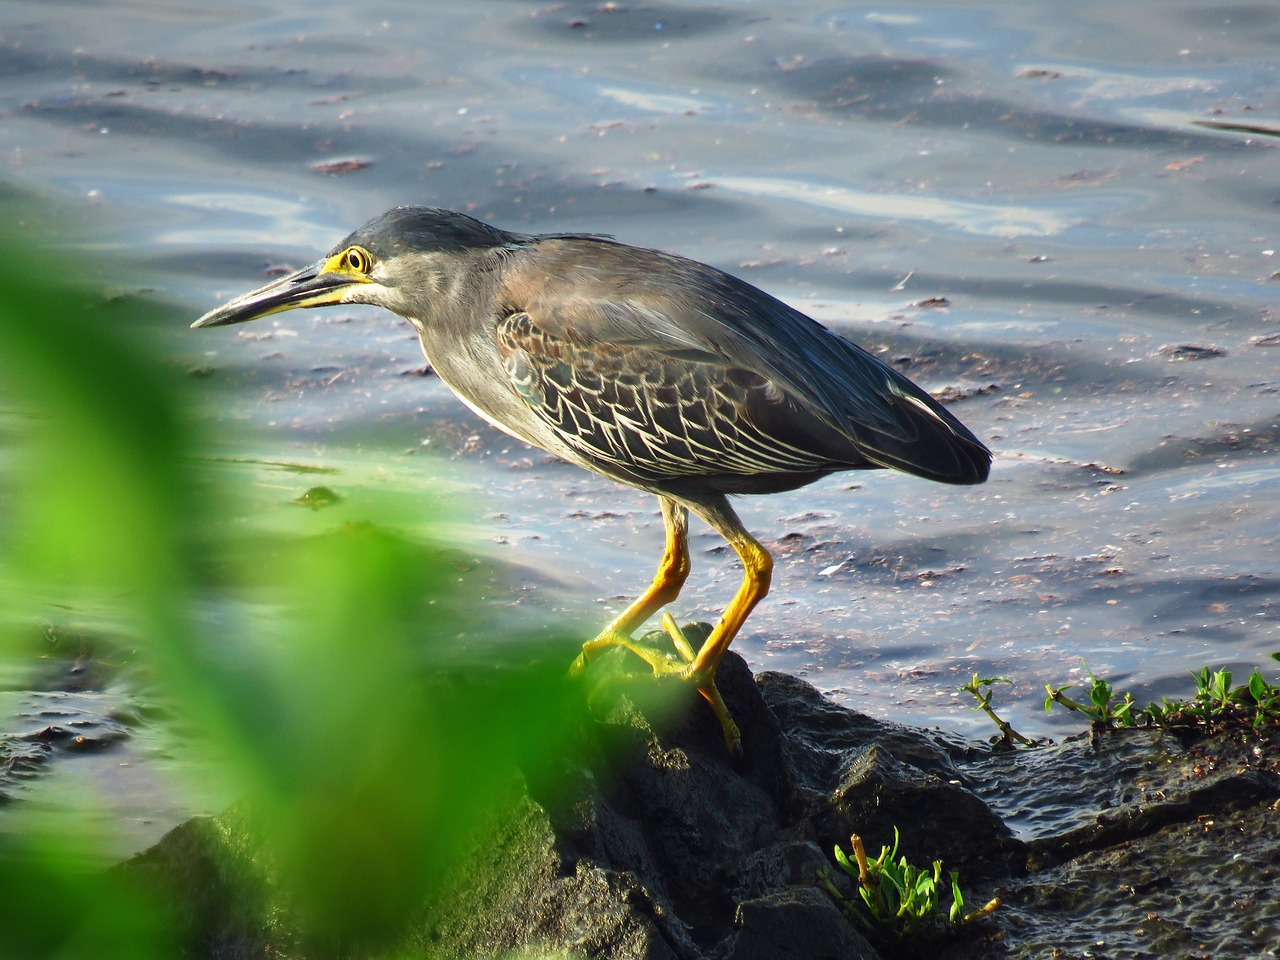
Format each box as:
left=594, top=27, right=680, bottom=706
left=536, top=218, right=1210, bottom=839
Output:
left=343, top=246, right=372, bottom=273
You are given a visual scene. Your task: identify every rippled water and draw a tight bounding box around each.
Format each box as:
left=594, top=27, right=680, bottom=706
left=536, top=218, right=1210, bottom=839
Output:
left=3, top=0, right=1279, bottom=854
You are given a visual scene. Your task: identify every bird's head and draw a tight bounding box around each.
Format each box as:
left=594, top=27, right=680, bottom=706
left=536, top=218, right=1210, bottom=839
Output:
left=191, top=206, right=521, bottom=329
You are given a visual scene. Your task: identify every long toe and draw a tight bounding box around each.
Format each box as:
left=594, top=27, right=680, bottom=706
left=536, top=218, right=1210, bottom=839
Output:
left=693, top=675, right=743, bottom=757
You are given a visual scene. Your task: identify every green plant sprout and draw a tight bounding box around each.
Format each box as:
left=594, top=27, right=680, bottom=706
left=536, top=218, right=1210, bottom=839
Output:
left=1042, top=657, right=1280, bottom=733
left=1144, top=663, right=1280, bottom=730
left=1043, top=661, right=1138, bottom=731
left=819, top=828, right=999, bottom=945
left=959, top=674, right=1036, bottom=747
left=963, top=656, right=1280, bottom=743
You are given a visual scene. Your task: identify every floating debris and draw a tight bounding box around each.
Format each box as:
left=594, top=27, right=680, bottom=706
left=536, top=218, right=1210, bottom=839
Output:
left=293, top=486, right=342, bottom=510
left=308, top=156, right=373, bottom=175
left=1157, top=343, right=1226, bottom=361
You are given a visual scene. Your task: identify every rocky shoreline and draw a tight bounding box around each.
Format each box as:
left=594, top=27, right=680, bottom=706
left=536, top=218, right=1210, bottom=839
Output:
left=122, top=650, right=1280, bottom=958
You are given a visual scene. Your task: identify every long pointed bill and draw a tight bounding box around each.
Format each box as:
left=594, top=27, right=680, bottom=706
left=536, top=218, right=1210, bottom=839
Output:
left=191, top=259, right=366, bottom=328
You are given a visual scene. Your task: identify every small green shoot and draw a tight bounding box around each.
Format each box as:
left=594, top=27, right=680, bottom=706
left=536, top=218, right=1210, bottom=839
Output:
left=1247, top=669, right=1280, bottom=727
left=1043, top=656, right=1280, bottom=733
left=959, top=674, right=1035, bottom=748
left=1170, top=665, right=1280, bottom=729
left=966, top=655, right=1280, bottom=742
left=819, top=828, right=999, bottom=945
left=1043, top=661, right=1137, bottom=731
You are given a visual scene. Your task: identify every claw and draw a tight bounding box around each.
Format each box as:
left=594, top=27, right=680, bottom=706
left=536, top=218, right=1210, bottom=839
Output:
left=567, top=632, right=614, bottom=677
left=694, top=677, right=743, bottom=756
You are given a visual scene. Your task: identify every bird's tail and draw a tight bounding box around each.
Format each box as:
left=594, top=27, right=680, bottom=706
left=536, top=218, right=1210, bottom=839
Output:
left=861, top=381, right=991, bottom=485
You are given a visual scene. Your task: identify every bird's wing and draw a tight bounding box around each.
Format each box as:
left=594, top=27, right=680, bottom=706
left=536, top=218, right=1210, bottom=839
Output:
left=500, top=239, right=991, bottom=484
left=494, top=311, right=849, bottom=485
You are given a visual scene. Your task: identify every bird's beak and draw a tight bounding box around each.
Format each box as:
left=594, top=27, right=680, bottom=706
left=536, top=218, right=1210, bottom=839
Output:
left=191, top=257, right=370, bottom=328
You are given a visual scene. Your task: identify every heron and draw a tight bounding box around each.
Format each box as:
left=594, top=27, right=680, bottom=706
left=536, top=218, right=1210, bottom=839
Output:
left=194, top=206, right=990, bottom=754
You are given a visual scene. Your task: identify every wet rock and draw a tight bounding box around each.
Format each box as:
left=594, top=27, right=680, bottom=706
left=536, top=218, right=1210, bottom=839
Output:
left=118, top=652, right=1010, bottom=958
left=1005, top=800, right=1280, bottom=957
left=720, top=886, right=878, bottom=960
left=115, top=656, right=1280, bottom=959
left=754, top=671, right=1021, bottom=878
left=1033, top=764, right=1279, bottom=861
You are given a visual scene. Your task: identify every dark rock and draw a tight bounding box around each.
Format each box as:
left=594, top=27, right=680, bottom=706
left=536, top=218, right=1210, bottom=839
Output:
left=826, top=744, right=1015, bottom=876
left=1006, top=800, right=1280, bottom=956
left=755, top=671, right=1021, bottom=878
left=114, top=654, right=1280, bottom=959
left=118, top=809, right=284, bottom=959
left=719, top=886, right=878, bottom=960
left=119, top=652, right=1014, bottom=958
left=1032, top=765, right=1280, bottom=860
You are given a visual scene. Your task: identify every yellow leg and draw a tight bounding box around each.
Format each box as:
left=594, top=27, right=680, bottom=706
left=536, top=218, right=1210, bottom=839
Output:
left=571, top=497, right=689, bottom=669
left=570, top=493, right=772, bottom=756
left=683, top=516, right=773, bottom=682
left=675, top=500, right=773, bottom=754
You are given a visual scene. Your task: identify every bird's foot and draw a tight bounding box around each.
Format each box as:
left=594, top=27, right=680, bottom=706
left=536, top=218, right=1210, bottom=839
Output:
left=659, top=615, right=742, bottom=757
left=569, top=615, right=742, bottom=756
left=567, top=627, right=685, bottom=678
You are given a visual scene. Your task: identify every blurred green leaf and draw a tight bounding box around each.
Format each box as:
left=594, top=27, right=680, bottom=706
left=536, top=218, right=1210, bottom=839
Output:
left=0, top=830, right=176, bottom=960
left=0, top=195, right=587, bottom=956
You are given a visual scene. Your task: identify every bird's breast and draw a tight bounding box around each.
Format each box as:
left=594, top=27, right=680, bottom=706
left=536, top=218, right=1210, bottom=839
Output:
left=411, top=320, right=578, bottom=459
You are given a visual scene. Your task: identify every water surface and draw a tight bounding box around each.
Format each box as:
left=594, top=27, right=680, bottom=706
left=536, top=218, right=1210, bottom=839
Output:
left=2, top=0, right=1278, bottom=851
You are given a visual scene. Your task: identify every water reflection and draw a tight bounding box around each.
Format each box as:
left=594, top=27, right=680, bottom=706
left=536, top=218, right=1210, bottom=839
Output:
left=713, top=175, right=1085, bottom=237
